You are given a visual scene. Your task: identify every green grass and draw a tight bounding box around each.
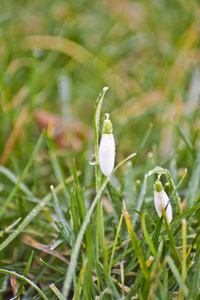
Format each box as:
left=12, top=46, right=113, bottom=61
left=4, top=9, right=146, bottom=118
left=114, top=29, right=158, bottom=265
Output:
left=0, top=0, right=200, bottom=299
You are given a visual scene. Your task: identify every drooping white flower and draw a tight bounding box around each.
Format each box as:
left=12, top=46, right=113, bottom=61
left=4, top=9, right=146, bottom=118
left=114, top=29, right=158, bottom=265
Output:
left=154, top=180, right=172, bottom=223
left=99, top=115, right=115, bottom=177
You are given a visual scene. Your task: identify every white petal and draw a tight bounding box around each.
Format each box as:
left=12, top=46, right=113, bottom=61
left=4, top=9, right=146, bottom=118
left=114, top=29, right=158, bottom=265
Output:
left=99, top=133, right=115, bottom=177
left=154, top=190, right=172, bottom=223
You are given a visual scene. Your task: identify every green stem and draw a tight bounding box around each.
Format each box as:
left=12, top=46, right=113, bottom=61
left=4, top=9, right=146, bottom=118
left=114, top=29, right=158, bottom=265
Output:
left=94, top=88, right=108, bottom=270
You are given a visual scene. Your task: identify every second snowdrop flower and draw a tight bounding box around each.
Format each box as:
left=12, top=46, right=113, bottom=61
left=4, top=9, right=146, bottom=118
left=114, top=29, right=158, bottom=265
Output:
left=99, top=114, right=115, bottom=177
left=154, top=180, right=172, bottom=223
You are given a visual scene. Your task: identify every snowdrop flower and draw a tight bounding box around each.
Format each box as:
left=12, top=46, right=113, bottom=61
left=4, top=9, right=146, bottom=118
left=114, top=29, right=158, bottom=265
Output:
left=154, top=180, right=172, bottom=223
left=99, top=114, right=115, bottom=177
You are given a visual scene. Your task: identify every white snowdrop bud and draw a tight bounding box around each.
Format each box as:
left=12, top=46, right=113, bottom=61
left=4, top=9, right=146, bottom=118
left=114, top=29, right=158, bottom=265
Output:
left=99, top=115, right=115, bottom=177
left=154, top=180, right=172, bottom=223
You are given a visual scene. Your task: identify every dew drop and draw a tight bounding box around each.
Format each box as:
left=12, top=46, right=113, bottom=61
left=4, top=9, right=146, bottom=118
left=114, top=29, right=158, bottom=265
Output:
left=89, top=154, right=96, bottom=166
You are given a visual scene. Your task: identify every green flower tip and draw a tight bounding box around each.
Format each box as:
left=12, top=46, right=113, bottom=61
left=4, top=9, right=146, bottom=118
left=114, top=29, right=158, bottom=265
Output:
left=154, top=180, right=163, bottom=192
left=102, top=115, right=113, bottom=134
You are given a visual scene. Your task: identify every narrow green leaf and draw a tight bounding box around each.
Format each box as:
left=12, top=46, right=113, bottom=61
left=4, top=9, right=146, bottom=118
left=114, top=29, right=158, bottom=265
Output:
left=194, top=227, right=200, bottom=261
left=123, top=161, right=135, bottom=210
left=73, top=259, right=88, bottom=300
left=160, top=261, right=168, bottom=300
left=165, top=256, right=189, bottom=297
left=175, top=124, right=194, bottom=156
left=124, top=253, right=137, bottom=275
left=96, top=195, right=105, bottom=264
left=69, top=186, right=79, bottom=238
left=98, top=262, right=120, bottom=299
left=132, top=175, right=147, bottom=227
left=163, top=210, right=181, bottom=264
left=123, top=200, right=148, bottom=278
left=0, top=166, right=33, bottom=197
left=181, top=219, right=187, bottom=283
left=12, top=251, right=34, bottom=299
left=97, top=288, right=109, bottom=300
left=143, top=240, right=163, bottom=298
left=109, top=214, right=123, bottom=275
left=0, top=133, right=44, bottom=218
left=186, top=148, right=200, bottom=209
left=0, top=269, right=48, bottom=300
left=40, top=259, right=65, bottom=276
left=152, top=217, right=163, bottom=249
left=141, top=213, right=156, bottom=256
left=125, top=268, right=143, bottom=300
left=73, top=159, right=86, bottom=221
left=107, top=182, right=122, bottom=223
left=170, top=202, right=200, bottom=226
left=50, top=185, right=71, bottom=246
left=48, top=139, right=69, bottom=201
left=131, top=123, right=153, bottom=165
left=0, top=273, right=8, bottom=293
left=188, top=256, right=200, bottom=298
left=50, top=283, right=66, bottom=300
left=113, top=245, right=134, bottom=267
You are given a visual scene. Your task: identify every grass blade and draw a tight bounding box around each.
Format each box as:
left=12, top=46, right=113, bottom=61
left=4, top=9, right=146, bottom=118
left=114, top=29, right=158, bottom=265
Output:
left=175, top=124, right=194, bottom=156
left=178, top=219, right=187, bottom=299
left=69, top=186, right=79, bottom=239
left=12, top=251, right=34, bottom=299
left=73, top=259, right=88, bottom=300
left=123, top=199, right=148, bottom=278
left=131, top=123, right=153, bottom=165
left=132, top=174, right=147, bottom=227
left=72, top=159, right=86, bottom=222
left=123, top=161, right=135, bottom=210
left=143, top=240, right=163, bottom=298
left=186, top=148, right=200, bottom=209
left=0, top=165, right=33, bottom=197
left=0, top=133, right=44, bottom=218
left=0, top=269, right=48, bottom=300
left=141, top=213, right=156, bottom=256
left=99, top=262, right=120, bottom=299
left=107, top=182, right=123, bottom=223
left=40, top=259, right=65, bottom=276
left=50, top=185, right=71, bottom=246
left=163, top=210, right=181, bottom=264
left=165, top=256, right=189, bottom=297
left=188, top=256, right=200, bottom=298
left=109, top=214, right=124, bottom=275
left=48, top=140, right=69, bottom=202
left=50, top=283, right=66, bottom=300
